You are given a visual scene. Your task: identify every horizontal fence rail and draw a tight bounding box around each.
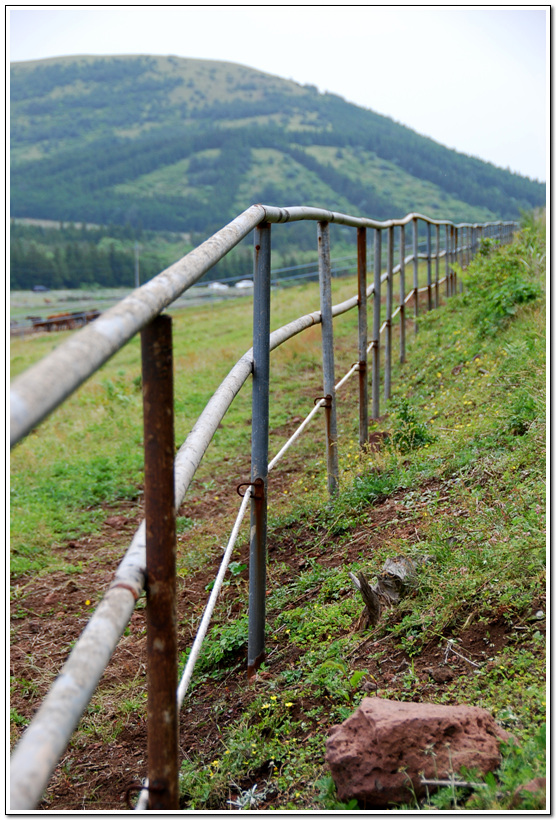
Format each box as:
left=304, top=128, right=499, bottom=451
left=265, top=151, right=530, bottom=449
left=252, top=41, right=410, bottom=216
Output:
left=10, top=205, right=517, bottom=809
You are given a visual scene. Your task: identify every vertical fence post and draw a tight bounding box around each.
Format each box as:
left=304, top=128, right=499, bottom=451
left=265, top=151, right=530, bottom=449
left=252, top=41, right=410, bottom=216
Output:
left=435, top=223, right=440, bottom=308
left=248, top=222, right=271, bottom=678
left=357, top=227, right=368, bottom=449
left=412, top=218, right=419, bottom=333
left=453, top=226, right=459, bottom=294
left=371, top=228, right=382, bottom=418
left=466, top=226, right=471, bottom=266
left=426, top=221, right=432, bottom=311
left=399, top=224, right=406, bottom=364
left=384, top=226, right=393, bottom=401
left=318, top=221, right=339, bottom=496
left=446, top=225, right=451, bottom=298
left=141, top=314, right=179, bottom=811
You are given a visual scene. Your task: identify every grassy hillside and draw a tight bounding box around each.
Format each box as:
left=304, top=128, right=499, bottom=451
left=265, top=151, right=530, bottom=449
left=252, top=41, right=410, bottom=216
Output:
left=10, top=216, right=546, bottom=810
left=11, top=54, right=545, bottom=238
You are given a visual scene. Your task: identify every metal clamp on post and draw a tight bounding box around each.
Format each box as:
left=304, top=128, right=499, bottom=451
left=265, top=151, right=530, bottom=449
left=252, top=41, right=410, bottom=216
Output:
left=350, top=361, right=366, bottom=373
left=125, top=782, right=165, bottom=810
left=314, top=394, right=332, bottom=408
left=237, top=477, right=265, bottom=499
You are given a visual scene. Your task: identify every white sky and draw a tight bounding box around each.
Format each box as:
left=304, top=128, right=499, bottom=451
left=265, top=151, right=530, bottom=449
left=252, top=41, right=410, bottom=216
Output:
left=7, top=5, right=548, bottom=182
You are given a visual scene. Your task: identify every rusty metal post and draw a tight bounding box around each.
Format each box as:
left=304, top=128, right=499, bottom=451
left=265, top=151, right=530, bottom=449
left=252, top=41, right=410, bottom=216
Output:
left=371, top=228, right=381, bottom=418
left=357, top=227, right=368, bottom=449
left=248, top=222, right=271, bottom=678
left=399, top=224, right=406, bottom=364
left=426, top=221, right=432, bottom=311
left=434, top=223, right=440, bottom=308
left=454, top=227, right=459, bottom=293
left=476, top=225, right=483, bottom=259
left=384, top=225, right=393, bottom=401
left=141, top=315, right=178, bottom=810
left=445, top=225, right=453, bottom=298
left=318, top=221, right=339, bottom=495
left=412, top=218, right=419, bottom=333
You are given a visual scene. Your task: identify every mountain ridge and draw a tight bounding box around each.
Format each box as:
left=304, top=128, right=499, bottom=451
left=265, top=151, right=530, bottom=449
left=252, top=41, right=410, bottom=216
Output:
left=10, top=54, right=545, bottom=234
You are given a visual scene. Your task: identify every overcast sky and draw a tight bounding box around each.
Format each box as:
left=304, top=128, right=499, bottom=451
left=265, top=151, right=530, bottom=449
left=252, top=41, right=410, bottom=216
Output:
left=8, top=5, right=548, bottom=182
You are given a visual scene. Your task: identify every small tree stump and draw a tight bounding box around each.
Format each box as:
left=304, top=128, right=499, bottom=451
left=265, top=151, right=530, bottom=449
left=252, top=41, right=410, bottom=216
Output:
left=350, top=557, right=418, bottom=630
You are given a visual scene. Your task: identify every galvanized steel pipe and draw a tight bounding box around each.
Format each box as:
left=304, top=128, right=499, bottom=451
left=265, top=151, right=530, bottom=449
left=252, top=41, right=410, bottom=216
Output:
left=399, top=224, right=406, bottom=363
left=10, top=586, right=137, bottom=810
left=371, top=228, right=382, bottom=419
left=318, top=221, right=339, bottom=496
left=426, top=222, right=433, bottom=311
left=412, top=218, right=419, bottom=332
left=435, top=224, right=440, bottom=308
left=357, top=227, right=368, bottom=449
left=248, top=223, right=271, bottom=675
left=10, top=205, right=267, bottom=448
left=384, top=226, right=394, bottom=401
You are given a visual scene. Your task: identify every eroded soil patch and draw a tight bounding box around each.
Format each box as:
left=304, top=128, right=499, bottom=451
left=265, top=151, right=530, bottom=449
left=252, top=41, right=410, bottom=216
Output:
left=10, top=470, right=545, bottom=810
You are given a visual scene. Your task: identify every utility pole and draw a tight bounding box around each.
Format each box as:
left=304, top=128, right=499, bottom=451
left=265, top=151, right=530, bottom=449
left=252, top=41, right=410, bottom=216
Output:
left=134, top=242, right=140, bottom=288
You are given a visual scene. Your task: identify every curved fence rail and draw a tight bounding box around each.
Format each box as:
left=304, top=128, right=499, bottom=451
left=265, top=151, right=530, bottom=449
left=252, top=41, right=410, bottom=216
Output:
left=10, top=205, right=517, bottom=809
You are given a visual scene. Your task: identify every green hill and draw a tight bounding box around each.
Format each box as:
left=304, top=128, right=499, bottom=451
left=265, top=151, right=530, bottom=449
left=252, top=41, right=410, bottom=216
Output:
left=10, top=54, right=545, bottom=236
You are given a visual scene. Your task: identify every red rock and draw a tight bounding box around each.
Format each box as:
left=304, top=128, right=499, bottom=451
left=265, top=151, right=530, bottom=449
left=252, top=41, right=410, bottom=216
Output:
left=510, top=777, right=546, bottom=808
left=325, top=697, right=509, bottom=808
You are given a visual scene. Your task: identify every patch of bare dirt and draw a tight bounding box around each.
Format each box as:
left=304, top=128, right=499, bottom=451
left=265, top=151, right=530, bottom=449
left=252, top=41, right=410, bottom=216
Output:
left=10, top=450, right=544, bottom=811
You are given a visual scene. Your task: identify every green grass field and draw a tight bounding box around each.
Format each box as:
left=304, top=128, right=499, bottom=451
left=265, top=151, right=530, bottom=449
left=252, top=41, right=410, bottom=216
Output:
left=10, top=215, right=546, bottom=810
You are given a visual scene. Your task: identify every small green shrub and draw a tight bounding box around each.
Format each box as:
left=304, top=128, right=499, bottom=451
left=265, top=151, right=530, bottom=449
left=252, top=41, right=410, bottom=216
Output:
left=505, top=389, right=540, bottom=436
left=191, top=615, right=249, bottom=673
left=316, top=774, right=358, bottom=810
left=388, top=398, right=436, bottom=454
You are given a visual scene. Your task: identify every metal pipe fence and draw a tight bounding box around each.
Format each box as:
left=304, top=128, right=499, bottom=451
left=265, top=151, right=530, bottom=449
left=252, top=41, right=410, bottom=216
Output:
left=10, top=206, right=517, bottom=809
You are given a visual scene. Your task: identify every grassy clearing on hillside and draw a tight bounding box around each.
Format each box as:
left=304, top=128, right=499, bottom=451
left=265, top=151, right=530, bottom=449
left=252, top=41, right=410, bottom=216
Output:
left=10, top=218, right=545, bottom=810
left=10, top=254, right=434, bottom=577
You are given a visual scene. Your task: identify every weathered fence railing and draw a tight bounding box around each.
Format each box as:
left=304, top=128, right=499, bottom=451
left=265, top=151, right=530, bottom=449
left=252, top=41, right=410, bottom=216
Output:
left=10, top=206, right=516, bottom=809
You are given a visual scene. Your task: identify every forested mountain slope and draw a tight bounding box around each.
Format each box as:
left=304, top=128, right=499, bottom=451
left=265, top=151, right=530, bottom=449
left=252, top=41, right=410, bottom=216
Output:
left=10, top=54, right=545, bottom=235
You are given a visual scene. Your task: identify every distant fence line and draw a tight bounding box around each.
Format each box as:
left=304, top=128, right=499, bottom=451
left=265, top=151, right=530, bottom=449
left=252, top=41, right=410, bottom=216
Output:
left=10, top=205, right=517, bottom=810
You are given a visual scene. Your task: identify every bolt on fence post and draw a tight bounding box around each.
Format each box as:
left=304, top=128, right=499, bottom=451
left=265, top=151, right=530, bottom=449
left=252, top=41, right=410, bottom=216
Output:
left=412, top=218, right=419, bottom=333
left=318, top=221, right=339, bottom=496
left=357, top=227, right=368, bottom=449
left=384, top=226, right=394, bottom=401
left=248, top=222, right=271, bottom=678
left=141, top=314, right=179, bottom=811
left=434, top=223, right=440, bottom=308
left=371, top=227, right=382, bottom=419
left=426, top=221, right=432, bottom=311
left=399, top=224, right=406, bottom=364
